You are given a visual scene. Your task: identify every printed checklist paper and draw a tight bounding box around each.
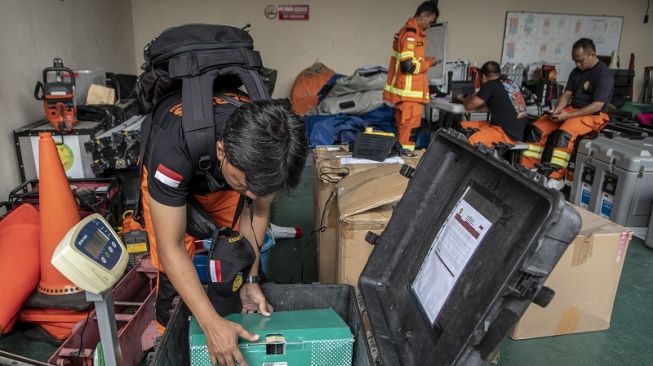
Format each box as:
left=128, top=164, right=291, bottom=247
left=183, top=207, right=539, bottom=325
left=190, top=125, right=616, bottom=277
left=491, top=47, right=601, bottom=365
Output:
left=413, top=188, right=493, bottom=324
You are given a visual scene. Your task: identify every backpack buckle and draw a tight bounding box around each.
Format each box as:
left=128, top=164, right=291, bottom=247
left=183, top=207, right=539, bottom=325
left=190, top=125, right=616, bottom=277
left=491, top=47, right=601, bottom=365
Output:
left=198, top=155, right=212, bottom=171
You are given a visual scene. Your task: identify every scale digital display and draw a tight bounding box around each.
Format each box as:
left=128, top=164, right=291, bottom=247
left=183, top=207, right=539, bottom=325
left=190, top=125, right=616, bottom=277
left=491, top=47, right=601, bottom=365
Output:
left=85, top=229, right=109, bottom=258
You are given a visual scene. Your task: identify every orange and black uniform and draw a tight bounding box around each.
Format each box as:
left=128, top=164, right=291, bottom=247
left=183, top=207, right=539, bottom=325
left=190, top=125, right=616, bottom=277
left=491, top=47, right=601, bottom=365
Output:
left=461, top=78, right=528, bottom=147
left=384, top=18, right=434, bottom=147
left=141, top=91, right=248, bottom=327
left=523, top=61, right=613, bottom=178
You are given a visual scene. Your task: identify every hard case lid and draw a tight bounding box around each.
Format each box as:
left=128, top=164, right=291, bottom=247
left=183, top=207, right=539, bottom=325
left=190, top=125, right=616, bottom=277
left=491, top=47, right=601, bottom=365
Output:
left=579, top=136, right=653, bottom=173
left=359, top=130, right=581, bottom=366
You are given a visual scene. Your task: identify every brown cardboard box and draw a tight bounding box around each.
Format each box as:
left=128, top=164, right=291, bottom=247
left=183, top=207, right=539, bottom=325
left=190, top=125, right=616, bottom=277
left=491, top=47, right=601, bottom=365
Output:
left=312, top=146, right=421, bottom=282
left=510, top=204, right=632, bottom=339
left=335, top=165, right=410, bottom=286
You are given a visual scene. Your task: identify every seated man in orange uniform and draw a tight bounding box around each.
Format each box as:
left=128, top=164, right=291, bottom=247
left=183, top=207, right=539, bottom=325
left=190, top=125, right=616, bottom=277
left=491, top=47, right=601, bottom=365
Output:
left=457, top=61, right=528, bottom=148
left=522, top=38, right=614, bottom=189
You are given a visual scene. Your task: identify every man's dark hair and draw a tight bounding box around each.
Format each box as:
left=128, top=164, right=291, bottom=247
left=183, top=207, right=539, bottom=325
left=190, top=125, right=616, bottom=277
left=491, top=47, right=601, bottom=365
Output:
left=415, top=1, right=439, bottom=18
left=222, top=100, right=308, bottom=197
left=481, top=61, right=501, bottom=76
left=572, top=38, right=596, bottom=54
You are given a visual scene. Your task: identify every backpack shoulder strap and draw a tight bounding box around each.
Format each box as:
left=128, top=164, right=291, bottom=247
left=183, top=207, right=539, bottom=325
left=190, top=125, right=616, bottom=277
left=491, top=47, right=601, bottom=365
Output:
left=182, top=72, right=217, bottom=173
left=231, top=195, right=251, bottom=229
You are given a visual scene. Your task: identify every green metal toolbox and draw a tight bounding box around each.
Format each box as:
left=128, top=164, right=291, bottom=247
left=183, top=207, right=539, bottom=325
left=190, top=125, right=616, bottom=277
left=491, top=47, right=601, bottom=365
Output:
left=189, top=308, right=354, bottom=366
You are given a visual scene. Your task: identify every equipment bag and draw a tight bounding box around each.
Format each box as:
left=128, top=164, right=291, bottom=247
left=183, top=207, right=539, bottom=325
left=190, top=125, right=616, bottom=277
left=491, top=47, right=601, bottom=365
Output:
left=134, top=24, right=268, bottom=224
left=136, top=23, right=270, bottom=179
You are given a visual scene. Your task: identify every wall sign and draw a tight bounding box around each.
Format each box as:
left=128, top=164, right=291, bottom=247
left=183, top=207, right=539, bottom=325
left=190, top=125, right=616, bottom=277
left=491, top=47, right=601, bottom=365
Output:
left=278, top=5, right=309, bottom=20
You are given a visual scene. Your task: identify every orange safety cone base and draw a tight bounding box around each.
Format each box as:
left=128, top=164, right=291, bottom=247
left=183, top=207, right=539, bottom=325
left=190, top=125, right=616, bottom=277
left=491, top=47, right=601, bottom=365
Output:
left=24, top=290, right=90, bottom=311
left=20, top=308, right=89, bottom=341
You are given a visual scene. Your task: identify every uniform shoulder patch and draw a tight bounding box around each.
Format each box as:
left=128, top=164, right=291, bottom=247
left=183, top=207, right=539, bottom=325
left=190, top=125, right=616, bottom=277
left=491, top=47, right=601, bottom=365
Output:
left=154, top=163, right=183, bottom=188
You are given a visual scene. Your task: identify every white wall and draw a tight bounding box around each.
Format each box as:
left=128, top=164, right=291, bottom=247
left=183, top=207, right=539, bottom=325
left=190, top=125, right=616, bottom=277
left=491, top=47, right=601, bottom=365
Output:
left=131, top=0, right=652, bottom=101
left=130, top=0, right=425, bottom=98
left=0, top=0, right=135, bottom=199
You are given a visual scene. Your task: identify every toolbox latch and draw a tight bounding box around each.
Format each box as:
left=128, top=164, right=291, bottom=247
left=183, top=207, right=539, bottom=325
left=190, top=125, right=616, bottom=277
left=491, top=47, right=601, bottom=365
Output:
left=532, top=286, right=555, bottom=307
left=508, top=270, right=547, bottom=303
left=265, top=334, right=286, bottom=355
left=399, top=164, right=415, bottom=179
left=365, top=231, right=380, bottom=245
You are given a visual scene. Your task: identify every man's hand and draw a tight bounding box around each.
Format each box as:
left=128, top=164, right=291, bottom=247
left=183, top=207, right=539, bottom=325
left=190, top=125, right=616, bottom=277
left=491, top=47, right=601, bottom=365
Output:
left=201, top=316, right=258, bottom=366
left=429, top=57, right=439, bottom=66
left=552, top=110, right=571, bottom=122
left=240, top=283, right=273, bottom=315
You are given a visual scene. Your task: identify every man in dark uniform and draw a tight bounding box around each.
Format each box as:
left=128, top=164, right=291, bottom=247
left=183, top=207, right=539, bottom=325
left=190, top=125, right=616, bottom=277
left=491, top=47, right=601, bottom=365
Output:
left=457, top=61, right=528, bottom=147
left=141, top=89, right=307, bottom=366
left=523, top=38, right=614, bottom=189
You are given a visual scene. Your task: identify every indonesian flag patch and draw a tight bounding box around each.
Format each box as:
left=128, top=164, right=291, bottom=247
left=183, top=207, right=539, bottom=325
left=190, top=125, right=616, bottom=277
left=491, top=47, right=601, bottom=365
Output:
left=154, top=163, right=183, bottom=188
left=209, top=259, right=223, bottom=283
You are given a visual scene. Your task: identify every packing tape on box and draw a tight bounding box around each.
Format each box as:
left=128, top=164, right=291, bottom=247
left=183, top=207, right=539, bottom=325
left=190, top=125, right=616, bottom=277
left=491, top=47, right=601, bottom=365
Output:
left=615, top=231, right=632, bottom=263
left=556, top=307, right=581, bottom=334
left=571, top=236, right=594, bottom=266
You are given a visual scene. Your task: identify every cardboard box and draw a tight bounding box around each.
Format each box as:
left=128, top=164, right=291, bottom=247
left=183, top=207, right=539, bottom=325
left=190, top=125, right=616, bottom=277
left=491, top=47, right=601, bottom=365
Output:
left=312, top=146, right=421, bottom=282
left=510, top=204, right=632, bottom=339
left=335, top=165, right=410, bottom=286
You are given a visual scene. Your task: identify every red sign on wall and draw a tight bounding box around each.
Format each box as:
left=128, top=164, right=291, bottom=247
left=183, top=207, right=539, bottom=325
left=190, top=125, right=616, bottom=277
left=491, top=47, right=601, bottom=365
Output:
left=278, top=5, right=309, bottom=20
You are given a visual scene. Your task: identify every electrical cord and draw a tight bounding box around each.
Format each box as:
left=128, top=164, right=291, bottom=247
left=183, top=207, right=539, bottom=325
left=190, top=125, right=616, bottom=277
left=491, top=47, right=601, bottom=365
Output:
left=311, top=189, right=336, bottom=235
left=76, top=310, right=92, bottom=364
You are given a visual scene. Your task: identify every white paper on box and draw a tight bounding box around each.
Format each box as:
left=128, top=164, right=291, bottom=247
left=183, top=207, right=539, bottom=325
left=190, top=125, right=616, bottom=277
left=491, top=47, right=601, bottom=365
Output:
left=340, top=156, right=405, bottom=165
left=412, top=187, right=493, bottom=324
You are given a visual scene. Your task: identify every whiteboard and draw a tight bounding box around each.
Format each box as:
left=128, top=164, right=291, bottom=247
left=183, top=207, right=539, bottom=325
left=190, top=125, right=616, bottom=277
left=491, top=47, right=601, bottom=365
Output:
left=425, top=22, right=448, bottom=85
left=501, top=12, right=623, bottom=82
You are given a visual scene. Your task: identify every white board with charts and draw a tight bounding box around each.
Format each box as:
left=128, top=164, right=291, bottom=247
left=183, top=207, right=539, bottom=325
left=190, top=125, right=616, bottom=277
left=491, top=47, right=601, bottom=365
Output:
left=501, top=11, right=623, bottom=82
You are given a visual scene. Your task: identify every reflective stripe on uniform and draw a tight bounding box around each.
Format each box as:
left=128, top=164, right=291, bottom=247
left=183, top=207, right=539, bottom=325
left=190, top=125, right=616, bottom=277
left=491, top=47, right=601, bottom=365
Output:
left=405, top=73, right=413, bottom=92
left=393, top=50, right=415, bottom=61
left=527, top=144, right=544, bottom=153
left=552, top=149, right=571, bottom=160
left=522, top=150, right=542, bottom=159
left=550, top=156, right=568, bottom=167
left=384, top=84, right=425, bottom=98
left=414, top=59, right=421, bottom=74
left=523, top=144, right=543, bottom=159
left=388, top=56, right=401, bottom=93
left=551, top=149, right=571, bottom=167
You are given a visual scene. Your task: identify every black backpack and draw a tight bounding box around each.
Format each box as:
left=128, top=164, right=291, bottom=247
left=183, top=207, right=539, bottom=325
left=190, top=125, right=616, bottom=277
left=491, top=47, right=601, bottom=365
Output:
left=134, top=24, right=268, bottom=224
left=136, top=23, right=270, bottom=177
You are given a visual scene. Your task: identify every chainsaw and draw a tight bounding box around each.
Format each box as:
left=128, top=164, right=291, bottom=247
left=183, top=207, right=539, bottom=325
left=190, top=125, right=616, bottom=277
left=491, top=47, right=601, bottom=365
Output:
left=34, top=58, right=76, bottom=132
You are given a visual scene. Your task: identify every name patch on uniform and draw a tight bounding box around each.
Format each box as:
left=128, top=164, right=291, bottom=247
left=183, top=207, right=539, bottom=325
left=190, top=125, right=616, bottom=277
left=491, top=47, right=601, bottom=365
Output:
left=154, top=163, right=183, bottom=188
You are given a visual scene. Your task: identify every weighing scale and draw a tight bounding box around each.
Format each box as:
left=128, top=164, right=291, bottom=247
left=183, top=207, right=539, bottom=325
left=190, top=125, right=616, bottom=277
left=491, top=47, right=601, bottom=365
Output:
left=51, top=213, right=129, bottom=366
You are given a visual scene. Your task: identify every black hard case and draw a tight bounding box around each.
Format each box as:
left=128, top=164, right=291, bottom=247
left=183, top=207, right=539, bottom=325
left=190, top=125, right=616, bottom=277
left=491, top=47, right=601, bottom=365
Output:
left=359, top=131, right=581, bottom=365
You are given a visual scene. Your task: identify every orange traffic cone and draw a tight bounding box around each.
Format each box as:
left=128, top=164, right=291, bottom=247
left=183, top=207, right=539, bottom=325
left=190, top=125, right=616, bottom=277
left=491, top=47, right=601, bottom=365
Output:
left=34, top=132, right=82, bottom=297
left=23, top=132, right=89, bottom=340
left=0, top=204, right=40, bottom=334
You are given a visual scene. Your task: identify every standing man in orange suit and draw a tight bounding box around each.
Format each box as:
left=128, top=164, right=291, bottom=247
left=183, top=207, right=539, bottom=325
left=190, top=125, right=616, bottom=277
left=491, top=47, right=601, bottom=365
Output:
left=384, top=1, right=440, bottom=149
